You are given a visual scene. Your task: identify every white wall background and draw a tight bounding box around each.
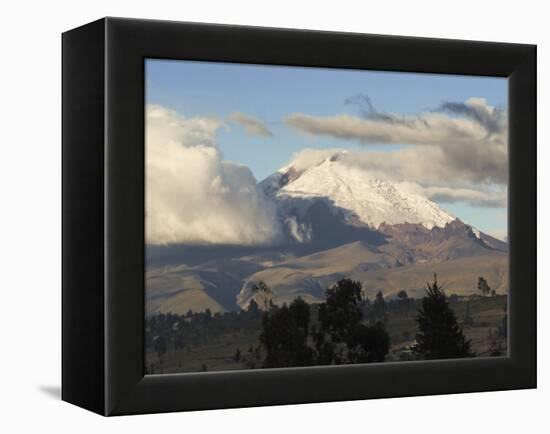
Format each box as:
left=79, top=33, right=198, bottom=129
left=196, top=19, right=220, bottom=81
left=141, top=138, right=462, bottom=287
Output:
left=0, top=0, right=546, bottom=431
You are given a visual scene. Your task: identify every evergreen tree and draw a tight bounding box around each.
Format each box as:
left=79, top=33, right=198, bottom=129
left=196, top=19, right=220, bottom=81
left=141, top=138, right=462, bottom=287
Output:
left=413, top=274, right=474, bottom=359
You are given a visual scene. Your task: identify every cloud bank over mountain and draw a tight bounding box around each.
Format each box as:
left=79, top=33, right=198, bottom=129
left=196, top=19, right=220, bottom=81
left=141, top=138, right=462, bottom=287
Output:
left=146, top=97, right=507, bottom=246
left=146, top=105, right=281, bottom=246
left=284, top=97, right=507, bottom=208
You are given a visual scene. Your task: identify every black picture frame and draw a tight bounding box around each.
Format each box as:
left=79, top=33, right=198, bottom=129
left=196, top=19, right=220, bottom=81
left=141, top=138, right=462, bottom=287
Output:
left=62, top=17, right=536, bottom=416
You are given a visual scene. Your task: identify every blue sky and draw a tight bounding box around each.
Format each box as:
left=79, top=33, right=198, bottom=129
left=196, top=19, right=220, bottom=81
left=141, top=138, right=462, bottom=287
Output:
left=145, top=59, right=507, bottom=238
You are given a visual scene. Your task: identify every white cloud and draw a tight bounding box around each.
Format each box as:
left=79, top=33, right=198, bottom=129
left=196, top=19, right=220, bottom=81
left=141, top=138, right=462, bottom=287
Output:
left=419, top=186, right=506, bottom=208
left=146, top=105, right=281, bottom=245
left=229, top=111, right=273, bottom=137
left=286, top=147, right=507, bottom=208
left=393, top=182, right=507, bottom=208
left=283, top=148, right=349, bottom=173
left=285, top=98, right=507, bottom=186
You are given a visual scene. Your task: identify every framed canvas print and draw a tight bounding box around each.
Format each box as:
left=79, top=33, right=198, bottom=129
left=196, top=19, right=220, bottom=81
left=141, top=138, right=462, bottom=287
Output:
left=62, top=17, right=536, bottom=416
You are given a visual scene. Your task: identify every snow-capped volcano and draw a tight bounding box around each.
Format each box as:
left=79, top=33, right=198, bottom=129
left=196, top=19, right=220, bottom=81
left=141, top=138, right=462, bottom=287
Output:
left=261, top=152, right=455, bottom=231
left=148, top=152, right=508, bottom=315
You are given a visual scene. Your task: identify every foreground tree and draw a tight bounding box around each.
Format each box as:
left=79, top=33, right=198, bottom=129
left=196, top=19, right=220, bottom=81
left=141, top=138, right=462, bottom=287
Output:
left=413, top=274, right=475, bottom=359
left=260, top=298, right=314, bottom=368
left=347, top=322, right=390, bottom=363
left=257, top=279, right=389, bottom=368
left=318, top=278, right=363, bottom=343
left=317, top=279, right=390, bottom=364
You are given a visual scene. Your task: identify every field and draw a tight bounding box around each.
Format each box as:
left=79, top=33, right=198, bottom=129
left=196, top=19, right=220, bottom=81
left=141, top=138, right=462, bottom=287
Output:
left=145, top=294, right=507, bottom=374
left=384, top=294, right=507, bottom=360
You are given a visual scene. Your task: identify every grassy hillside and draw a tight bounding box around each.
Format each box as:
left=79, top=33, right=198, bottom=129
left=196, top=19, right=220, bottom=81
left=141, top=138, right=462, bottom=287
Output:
left=357, top=254, right=508, bottom=299
left=239, top=251, right=508, bottom=307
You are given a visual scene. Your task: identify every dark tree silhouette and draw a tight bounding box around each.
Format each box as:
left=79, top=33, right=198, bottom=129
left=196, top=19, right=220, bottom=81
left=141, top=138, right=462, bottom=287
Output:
left=313, top=332, right=336, bottom=365
left=317, top=279, right=390, bottom=365
left=397, top=290, right=409, bottom=301
left=396, top=289, right=411, bottom=311
left=372, top=290, right=387, bottom=321
left=318, top=278, right=363, bottom=343
left=347, top=322, right=390, bottom=363
left=414, top=274, right=474, bottom=359
left=289, top=297, right=310, bottom=338
left=478, top=276, right=491, bottom=296
left=260, top=298, right=314, bottom=368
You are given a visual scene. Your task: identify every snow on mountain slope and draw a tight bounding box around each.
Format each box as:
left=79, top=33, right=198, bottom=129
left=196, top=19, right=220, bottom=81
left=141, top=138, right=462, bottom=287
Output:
left=262, top=153, right=455, bottom=230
